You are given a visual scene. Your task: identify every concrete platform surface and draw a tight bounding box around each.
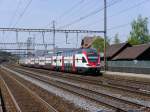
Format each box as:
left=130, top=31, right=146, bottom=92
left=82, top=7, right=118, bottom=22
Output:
left=103, top=71, right=150, bottom=82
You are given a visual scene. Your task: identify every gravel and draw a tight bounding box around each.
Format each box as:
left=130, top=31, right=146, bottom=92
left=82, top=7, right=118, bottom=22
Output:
left=3, top=66, right=113, bottom=112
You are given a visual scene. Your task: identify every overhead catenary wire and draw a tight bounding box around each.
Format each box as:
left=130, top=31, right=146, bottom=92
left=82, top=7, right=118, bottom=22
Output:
left=107, top=15, right=150, bottom=44
left=108, top=14, right=150, bottom=31
left=12, top=0, right=33, bottom=28
left=107, top=23, right=130, bottom=31
left=34, top=0, right=97, bottom=48
left=4, top=0, right=23, bottom=46
left=5, top=0, right=32, bottom=43
left=58, top=0, right=122, bottom=29
left=44, top=0, right=88, bottom=29
left=108, top=0, right=150, bottom=19
left=57, top=0, right=100, bottom=24
left=58, top=0, right=85, bottom=20
left=40, top=0, right=117, bottom=30
left=79, top=0, right=150, bottom=29
left=8, top=0, right=22, bottom=28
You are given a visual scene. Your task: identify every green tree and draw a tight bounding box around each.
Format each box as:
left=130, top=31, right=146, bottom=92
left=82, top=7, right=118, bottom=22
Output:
left=113, top=33, right=120, bottom=44
left=92, top=36, right=109, bottom=52
left=128, top=15, right=150, bottom=45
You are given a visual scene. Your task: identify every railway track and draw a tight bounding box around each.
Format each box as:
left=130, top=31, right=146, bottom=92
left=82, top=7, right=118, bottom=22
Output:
left=41, top=70, right=150, bottom=96
left=0, top=69, right=60, bottom=112
left=101, top=75, right=150, bottom=92
left=0, top=73, right=21, bottom=112
left=4, top=66, right=150, bottom=112
left=0, top=66, right=105, bottom=112
left=13, top=65, right=150, bottom=96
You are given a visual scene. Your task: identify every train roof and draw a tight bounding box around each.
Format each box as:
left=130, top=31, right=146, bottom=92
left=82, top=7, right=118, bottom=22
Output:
left=55, top=48, right=97, bottom=54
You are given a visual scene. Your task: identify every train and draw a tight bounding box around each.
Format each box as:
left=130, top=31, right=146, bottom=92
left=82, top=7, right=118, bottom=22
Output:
left=19, top=48, right=101, bottom=74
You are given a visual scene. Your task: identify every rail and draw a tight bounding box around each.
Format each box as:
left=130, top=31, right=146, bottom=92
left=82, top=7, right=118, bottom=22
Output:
left=1, top=67, right=59, bottom=112
left=0, top=72, right=21, bottom=112
left=8, top=66, right=150, bottom=112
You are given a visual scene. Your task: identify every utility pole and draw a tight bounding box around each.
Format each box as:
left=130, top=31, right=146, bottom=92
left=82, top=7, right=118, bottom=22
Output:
left=65, top=32, right=70, bottom=44
left=16, top=31, right=20, bottom=58
left=76, top=32, right=79, bottom=48
left=42, top=32, right=47, bottom=55
left=16, top=31, right=18, bottom=44
left=52, top=20, right=56, bottom=54
left=104, top=0, right=107, bottom=71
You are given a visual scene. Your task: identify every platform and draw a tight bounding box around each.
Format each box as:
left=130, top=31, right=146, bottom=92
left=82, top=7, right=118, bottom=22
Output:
left=103, top=71, right=150, bottom=82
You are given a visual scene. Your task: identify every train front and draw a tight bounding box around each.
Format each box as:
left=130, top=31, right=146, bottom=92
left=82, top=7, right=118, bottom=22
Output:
left=82, top=49, right=101, bottom=73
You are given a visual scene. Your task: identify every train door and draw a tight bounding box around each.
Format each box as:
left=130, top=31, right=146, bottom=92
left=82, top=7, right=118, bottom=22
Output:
left=56, top=53, right=58, bottom=70
left=72, top=55, right=76, bottom=72
left=61, top=56, right=64, bottom=71
left=51, top=56, right=54, bottom=70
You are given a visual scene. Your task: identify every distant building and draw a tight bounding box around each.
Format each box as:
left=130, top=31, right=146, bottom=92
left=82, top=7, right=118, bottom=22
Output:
left=106, top=42, right=131, bottom=60
left=81, top=36, right=96, bottom=48
left=105, top=43, right=150, bottom=74
left=113, top=43, right=150, bottom=60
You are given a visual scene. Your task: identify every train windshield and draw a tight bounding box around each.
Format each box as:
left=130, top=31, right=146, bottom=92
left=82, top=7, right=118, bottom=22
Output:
left=88, top=56, right=98, bottom=62
left=85, top=49, right=99, bottom=62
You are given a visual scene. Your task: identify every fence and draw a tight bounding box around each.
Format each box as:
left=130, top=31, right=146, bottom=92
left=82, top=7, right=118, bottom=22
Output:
left=104, top=61, right=150, bottom=74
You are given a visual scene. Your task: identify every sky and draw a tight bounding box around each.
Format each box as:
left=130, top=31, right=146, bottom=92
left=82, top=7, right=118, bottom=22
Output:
left=0, top=0, right=150, bottom=49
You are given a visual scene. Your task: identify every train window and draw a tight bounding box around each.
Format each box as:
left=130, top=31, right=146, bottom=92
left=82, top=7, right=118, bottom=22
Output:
left=88, top=57, right=98, bottom=62
left=85, top=49, right=97, bottom=53
left=87, top=52, right=98, bottom=57
left=77, top=49, right=82, bottom=54
left=70, top=51, right=72, bottom=56
left=82, top=57, right=87, bottom=63
left=63, top=52, right=65, bottom=57
left=66, top=52, right=68, bottom=57
left=71, top=51, right=73, bottom=55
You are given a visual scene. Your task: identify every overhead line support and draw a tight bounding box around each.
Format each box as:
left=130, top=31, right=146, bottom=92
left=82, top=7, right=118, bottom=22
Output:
left=0, top=28, right=104, bottom=33
left=52, top=21, right=56, bottom=53
left=104, top=0, right=107, bottom=71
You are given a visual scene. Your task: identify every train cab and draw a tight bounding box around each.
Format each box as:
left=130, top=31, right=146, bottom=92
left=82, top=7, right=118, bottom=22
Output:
left=75, top=48, right=100, bottom=73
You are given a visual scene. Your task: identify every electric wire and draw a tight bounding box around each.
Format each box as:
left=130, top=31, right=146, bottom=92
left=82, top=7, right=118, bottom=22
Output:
left=58, top=0, right=85, bottom=20
left=58, top=0, right=99, bottom=22
left=5, top=0, right=32, bottom=49
left=58, top=0, right=122, bottom=29
left=45, top=0, right=90, bottom=29
left=8, top=0, right=22, bottom=28
left=12, top=0, right=32, bottom=28
left=80, top=0, right=150, bottom=29
left=108, top=14, right=150, bottom=31
left=107, top=23, right=130, bottom=31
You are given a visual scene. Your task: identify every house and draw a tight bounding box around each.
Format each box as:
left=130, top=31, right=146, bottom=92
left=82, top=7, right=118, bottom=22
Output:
left=107, top=43, right=150, bottom=74
left=81, top=36, right=96, bottom=48
left=106, top=42, right=131, bottom=60
left=113, top=43, right=150, bottom=60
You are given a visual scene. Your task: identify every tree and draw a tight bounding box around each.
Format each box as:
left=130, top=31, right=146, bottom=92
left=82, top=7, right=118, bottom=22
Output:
left=113, top=33, right=120, bottom=44
left=128, top=15, right=150, bottom=45
left=92, top=36, right=109, bottom=52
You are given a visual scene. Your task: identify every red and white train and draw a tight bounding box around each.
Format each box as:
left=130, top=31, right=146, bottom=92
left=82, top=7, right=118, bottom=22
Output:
left=19, top=48, right=101, bottom=74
